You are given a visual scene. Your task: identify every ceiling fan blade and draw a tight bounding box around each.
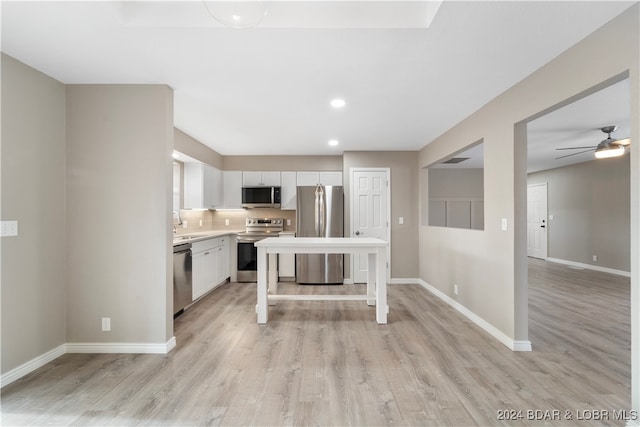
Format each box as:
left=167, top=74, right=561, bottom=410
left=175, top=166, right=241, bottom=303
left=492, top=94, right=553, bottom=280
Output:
left=555, top=146, right=597, bottom=150
left=555, top=149, right=594, bottom=160
left=616, top=137, right=631, bottom=146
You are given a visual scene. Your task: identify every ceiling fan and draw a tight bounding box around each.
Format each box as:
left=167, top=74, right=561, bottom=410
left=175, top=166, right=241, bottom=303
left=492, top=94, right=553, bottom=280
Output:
left=555, top=125, right=631, bottom=160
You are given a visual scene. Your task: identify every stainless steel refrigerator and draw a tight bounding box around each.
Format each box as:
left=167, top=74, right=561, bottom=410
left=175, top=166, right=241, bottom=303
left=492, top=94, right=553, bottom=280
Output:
left=296, top=185, right=344, bottom=284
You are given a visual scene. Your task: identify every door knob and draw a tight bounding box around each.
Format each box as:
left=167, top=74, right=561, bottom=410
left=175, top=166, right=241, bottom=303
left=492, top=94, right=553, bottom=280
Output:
left=355, top=231, right=361, bottom=236
left=540, top=225, right=546, bottom=228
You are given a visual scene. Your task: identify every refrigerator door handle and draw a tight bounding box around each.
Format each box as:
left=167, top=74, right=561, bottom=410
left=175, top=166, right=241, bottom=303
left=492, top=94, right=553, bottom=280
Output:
left=314, top=185, right=326, bottom=237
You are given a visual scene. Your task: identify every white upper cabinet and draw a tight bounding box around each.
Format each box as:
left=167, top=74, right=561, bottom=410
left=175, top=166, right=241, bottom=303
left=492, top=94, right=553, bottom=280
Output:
left=280, top=171, right=297, bottom=210
left=242, top=171, right=281, bottom=186
left=184, top=162, right=222, bottom=209
left=222, top=171, right=242, bottom=208
left=296, top=171, right=342, bottom=186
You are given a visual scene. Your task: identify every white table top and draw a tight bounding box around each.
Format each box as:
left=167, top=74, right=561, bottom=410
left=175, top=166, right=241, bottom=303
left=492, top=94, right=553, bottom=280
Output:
left=255, top=236, right=387, bottom=248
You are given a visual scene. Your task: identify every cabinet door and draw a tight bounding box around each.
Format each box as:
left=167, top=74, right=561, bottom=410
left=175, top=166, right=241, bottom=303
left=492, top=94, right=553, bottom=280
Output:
left=184, top=162, right=204, bottom=209
left=223, top=171, right=242, bottom=208
left=280, top=171, right=297, bottom=210
left=212, top=246, right=223, bottom=286
left=184, top=163, right=222, bottom=209
left=221, top=237, right=230, bottom=280
left=296, top=171, right=320, bottom=186
left=319, top=171, right=342, bottom=186
left=203, top=165, right=222, bottom=209
left=242, top=171, right=263, bottom=186
left=261, top=171, right=281, bottom=186
left=192, top=250, right=207, bottom=301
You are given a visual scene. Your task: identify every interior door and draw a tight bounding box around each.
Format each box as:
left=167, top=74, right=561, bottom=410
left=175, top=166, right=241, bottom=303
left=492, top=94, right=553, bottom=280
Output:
left=527, top=183, right=548, bottom=259
left=351, top=169, right=389, bottom=283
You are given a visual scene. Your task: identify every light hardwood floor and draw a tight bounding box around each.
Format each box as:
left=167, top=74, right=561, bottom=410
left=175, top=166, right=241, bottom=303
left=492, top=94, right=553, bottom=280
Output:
left=1, top=259, right=631, bottom=426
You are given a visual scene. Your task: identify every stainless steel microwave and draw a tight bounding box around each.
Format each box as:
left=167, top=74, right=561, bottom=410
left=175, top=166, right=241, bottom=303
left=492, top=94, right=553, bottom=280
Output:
left=242, top=186, right=281, bottom=208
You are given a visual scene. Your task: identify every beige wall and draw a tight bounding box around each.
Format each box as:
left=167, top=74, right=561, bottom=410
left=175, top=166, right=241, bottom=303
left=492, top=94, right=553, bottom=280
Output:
left=174, top=128, right=223, bottom=169
left=66, top=85, right=174, bottom=344
left=528, top=157, right=630, bottom=272
left=1, top=55, right=67, bottom=374
left=343, top=151, right=419, bottom=279
left=223, top=155, right=342, bottom=171
left=418, top=4, right=638, bottom=354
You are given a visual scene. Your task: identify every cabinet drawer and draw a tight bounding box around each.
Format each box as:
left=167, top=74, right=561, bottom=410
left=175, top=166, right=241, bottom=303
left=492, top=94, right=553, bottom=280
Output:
left=191, top=238, right=217, bottom=253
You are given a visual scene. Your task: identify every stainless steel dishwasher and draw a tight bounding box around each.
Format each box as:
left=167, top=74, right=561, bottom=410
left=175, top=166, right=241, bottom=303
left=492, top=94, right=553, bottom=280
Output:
left=173, top=242, right=192, bottom=317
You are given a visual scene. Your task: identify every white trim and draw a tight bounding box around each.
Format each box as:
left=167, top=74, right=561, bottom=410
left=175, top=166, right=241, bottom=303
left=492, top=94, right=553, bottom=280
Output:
left=388, top=278, right=421, bottom=285
left=626, top=419, right=640, bottom=427
left=1, top=337, right=177, bottom=388
left=417, top=279, right=531, bottom=352
left=349, top=167, right=392, bottom=284
left=0, top=344, right=66, bottom=388
left=547, top=257, right=631, bottom=278
left=67, top=337, right=177, bottom=354
left=343, top=278, right=354, bottom=285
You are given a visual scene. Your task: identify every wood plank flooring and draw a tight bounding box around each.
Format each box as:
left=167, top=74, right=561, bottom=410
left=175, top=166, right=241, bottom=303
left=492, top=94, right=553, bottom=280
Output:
left=1, top=259, right=631, bottom=426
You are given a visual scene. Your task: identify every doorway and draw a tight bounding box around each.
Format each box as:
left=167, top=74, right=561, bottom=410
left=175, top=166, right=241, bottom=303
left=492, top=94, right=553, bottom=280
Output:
left=527, top=183, right=548, bottom=259
left=349, top=168, right=390, bottom=284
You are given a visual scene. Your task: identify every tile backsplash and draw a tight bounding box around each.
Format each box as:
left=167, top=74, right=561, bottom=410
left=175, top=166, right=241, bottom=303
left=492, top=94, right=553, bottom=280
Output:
left=173, top=208, right=296, bottom=234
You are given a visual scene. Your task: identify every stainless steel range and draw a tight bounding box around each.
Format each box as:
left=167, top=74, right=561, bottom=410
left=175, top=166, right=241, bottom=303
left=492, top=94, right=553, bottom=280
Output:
left=237, top=218, right=284, bottom=282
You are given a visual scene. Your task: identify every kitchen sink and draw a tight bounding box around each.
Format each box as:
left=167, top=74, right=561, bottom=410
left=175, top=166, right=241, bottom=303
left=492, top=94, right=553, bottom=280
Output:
left=174, top=235, right=199, bottom=241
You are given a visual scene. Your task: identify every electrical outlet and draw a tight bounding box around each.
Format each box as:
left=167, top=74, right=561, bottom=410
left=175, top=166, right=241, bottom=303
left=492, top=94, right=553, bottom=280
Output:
left=225, top=219, right=230, bottom=226
left=182, top=221, right=188, bottom=228
left=101, top=317, right=111, bottom=332
left=199, top=219, right=203, bottom=227
left=501, top=218, right=508, bottom=231
left=287, top=219, right=292, bottom=226
left=454, top=284, right=459, bottom=295
left=399, top=216, right=404, bottom=225
left=593, top=255, right=598, bottom=262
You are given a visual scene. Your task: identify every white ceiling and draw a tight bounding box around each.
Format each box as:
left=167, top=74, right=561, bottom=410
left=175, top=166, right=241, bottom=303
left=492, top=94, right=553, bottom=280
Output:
left=2, top=1, right=634, bottom=158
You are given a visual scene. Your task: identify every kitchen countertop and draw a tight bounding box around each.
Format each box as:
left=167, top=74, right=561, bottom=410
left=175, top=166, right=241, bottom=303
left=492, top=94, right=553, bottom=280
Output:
left=173, top=229, right=244, bottom=246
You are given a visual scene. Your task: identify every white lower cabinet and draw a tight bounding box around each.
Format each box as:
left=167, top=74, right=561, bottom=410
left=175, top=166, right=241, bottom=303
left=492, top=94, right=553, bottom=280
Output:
left=191, top=236, right=231, bottom=301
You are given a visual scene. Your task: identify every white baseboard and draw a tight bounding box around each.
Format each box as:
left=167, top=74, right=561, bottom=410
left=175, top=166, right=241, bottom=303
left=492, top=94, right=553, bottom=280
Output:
left=1, top=337, right=177, bottom=388
left=67, top=337, right=177, bottom=354
left=389, top=278, right=421, bottom=285
left=0, top=344, right=66, bottom=388
left=417, top=279, right=531, bottom=352
left=546, top=257, right=630, bottom=278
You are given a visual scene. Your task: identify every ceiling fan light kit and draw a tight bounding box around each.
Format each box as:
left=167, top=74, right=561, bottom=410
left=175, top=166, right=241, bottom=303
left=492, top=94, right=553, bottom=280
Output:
left=555, top=125, right=630, bottom=160
left=594, top=143, right=626, bottom=159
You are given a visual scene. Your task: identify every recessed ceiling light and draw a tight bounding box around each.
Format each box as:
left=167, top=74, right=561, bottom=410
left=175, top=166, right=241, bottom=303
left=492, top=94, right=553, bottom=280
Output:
left=328, top=139, right=339, bottom=147
left=330, top=98, right=346, bottom=109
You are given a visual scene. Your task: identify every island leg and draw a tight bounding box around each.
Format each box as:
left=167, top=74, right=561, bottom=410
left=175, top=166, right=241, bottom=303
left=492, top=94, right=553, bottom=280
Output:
left=257, top=246, right=268, bottom=323
left=376, top=246, right=387, bottom=324
left=268, top=253, right=278, bottom=306
left=367, top=253, right=375, bottom=306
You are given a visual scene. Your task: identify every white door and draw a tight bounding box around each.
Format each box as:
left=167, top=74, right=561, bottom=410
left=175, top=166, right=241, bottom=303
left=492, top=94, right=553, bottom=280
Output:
left=527, top=183, right=548, bottom=259
left=351, top=168, right=390, bottom=283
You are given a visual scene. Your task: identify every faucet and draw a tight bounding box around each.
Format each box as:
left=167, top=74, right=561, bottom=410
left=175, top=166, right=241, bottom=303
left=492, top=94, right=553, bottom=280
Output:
left=172, top=210, right=183, bottom=234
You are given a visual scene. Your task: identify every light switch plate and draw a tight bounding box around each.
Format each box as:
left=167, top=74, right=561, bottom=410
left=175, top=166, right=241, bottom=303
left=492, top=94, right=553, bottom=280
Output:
left=398, top=217, right=404, bottom=225
left=1, top=221, right=18, bottom=237
left=501, top=218, right=508, bottom=231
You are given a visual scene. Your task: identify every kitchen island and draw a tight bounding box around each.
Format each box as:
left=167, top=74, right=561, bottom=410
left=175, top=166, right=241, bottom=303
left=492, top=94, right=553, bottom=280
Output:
left=254, top=237, right=388, bottom=324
